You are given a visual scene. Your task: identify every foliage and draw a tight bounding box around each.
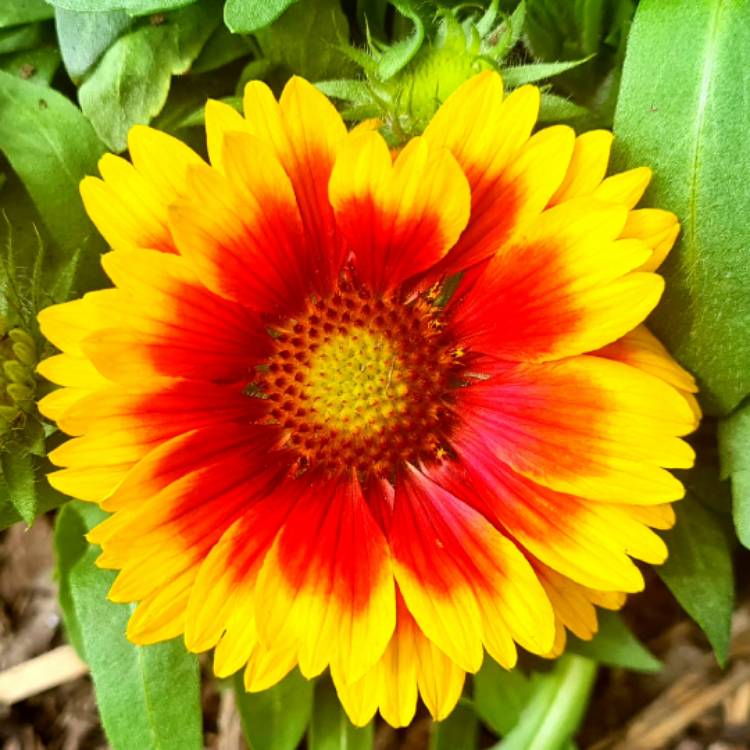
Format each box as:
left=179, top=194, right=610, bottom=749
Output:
left=0, top=0, right=746, bottom=748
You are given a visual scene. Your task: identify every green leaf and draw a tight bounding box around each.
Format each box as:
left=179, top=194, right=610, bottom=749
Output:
left=0, top=46, right=61, bottom=85
left=55, top=501, right=203, bottom=750
left=613, top=0, right=750, bottom=415
left=224, top=0, right=298, bottom=34
left=190, top=23, right=252, bottom=74
left=55, top=7, right=131, bottom=80
left=255, top=0, right=353, bottom=82
left=473, top=659, right=531, bottom=736
left=657, top=493, right=734, bottom=665
left=0, top=451, right=66, bottom=528
left=719, top=401, right=750, bottom=548
left=0, top=0, right=53, bottom=27
left=377, top=1, right=425, bottom=81
left=501, top=56, right=593, bottom=87
left=315, top=79, right=371, bottom=103
left=78, top=2, right=220, bottom=151
left=537, top=92, right=591, bottom=122
left=495, top=655, right=596, bottom=750
left=45, top=0, right=198, bottom=16
left=0, top=72, right=107, bottom=291
left=309, top=678, right=373, bottom=750
left=430, top=702, right=478, bottom=750
left=235, top=669, right=313, bottom=750
left=0, top=23, right=44, bottom=55
left=567, top=612, right=661, bottom=672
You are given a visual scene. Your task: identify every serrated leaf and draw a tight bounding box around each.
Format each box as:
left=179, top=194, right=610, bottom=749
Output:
left=78, top=2, right=220, bottom=151
left=235, top=670, right=313, bottom=750
left=0, top=0, right=53, bottom=27
left=308, top=678, right=373, bottom=750
left=224, top=0, right=298, bottom=34
left=55, top=501, right=203, bottom=750
left=496, top=655, right=596, bottom=750
left=502, top=56, right=593, bottom=87
left=473, top=659, right=531, bottom=736
left=430, top=702, right=478, bottom=750
left=719, top=401, right=750, bottom=548
left=55, top=7, right=131, bottom=80
left=613, top=0, right=750, bottom=415
left=657, top=493, right=734, bottom=665
left=0, top=71, right=107, bottom=291
left=45, top=0, right=197, bottom=16
left=255, top=0, right=353, bottom=82
left=567, top=612, right=661, bottom=672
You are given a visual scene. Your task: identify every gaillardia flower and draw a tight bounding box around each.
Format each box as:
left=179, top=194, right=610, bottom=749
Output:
left=38, top=72, right=698, bottom=726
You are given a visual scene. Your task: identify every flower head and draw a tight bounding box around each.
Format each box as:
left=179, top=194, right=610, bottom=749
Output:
left=38, top=72, right=698, bottom=726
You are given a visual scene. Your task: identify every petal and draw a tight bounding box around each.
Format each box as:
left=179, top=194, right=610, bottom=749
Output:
left=168, top=140, right=313, bottom=315
left=548, top=130, right=613, bottom=205
left=593, top=167, right=652, bottom=208
left=621, top=208, right=680, bottom=272
left=255, top=475, right=395, bottom=683
left=81, top=249, right=269, bottom=382
left=329, top=132, right=470, bottom=293
left=390, top=466, right=555, bottom=672
left=452, top=198, right=664, bottom=361
left=454, top=356, right=696, bottom=504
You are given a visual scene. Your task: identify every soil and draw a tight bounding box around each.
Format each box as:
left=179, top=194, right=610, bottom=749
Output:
left=1, top=518, right=748, bottom=750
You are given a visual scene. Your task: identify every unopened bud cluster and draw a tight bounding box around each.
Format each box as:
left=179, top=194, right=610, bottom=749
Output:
left=0, top=317, right=38, bottom=434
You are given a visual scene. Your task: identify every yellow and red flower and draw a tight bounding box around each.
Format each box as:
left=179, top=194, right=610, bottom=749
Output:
left=38, top=72, right=698, bottom=726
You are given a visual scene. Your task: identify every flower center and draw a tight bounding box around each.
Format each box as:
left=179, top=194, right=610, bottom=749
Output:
left=256, top=281, right=461, bottom=478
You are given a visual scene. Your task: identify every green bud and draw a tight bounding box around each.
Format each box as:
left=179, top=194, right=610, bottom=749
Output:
left=7, top=383, right=34, bottom=403
left=4, top=360, right=31, bottom=385
left=11, top=341, right=36, bottom=367
left=0, top=404, right=19, bottom=423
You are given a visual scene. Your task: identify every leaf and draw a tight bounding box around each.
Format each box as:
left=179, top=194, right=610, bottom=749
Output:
left=537, top=92, right=591, bottom=122
left=495, top=655, right=596, bottom=750
left=567, top=612, right=661, bottom=672
left=657, top=493, right=734, bottom=665
left=0, top=0, right=53, bottom=27
left=255, top=0, right=354, bottom=82
left=0, top=72, right=107, bottom=292
left=55, top=7, right=132, bottom=80
left=190, top=23, right=252, bottom=74
left=0, top=23, right=44, bottom=55
left=0, top=451, right=66, bottom=527
left=224, top=0, right=298, bottom=34
left=0, top=46, right=62, bottom=85
left=55, top=501, right=203, bottom=750
left=235, top=669, right=313, bottom=750
left=719, top=401, right=750, bottom=548
left=613, top=0, right=750, bottom=415
left=501, top=56, right=593, bottom=87
left=377, top=1, right=425, bottom=81
left=308, top=678, right=373, bottom=750
left=473, top=659, right=531, bottom=736
left=45, top=0, right=198, bottom=16
left=78, top=2, right=220, bottom=151
left=430, top=702, right=478, bottom=750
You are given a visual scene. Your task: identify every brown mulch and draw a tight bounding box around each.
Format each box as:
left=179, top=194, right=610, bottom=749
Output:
left=1, top=520, right=749, bottom=750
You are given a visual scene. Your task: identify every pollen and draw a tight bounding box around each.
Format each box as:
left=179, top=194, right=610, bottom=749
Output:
left=255, top=279, right=461, bottom=479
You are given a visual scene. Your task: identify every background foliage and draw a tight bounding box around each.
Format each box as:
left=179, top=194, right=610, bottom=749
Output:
left=0, top=0, right=746, bottom=748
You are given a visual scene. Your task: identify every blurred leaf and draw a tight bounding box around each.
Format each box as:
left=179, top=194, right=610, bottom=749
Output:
left=45, top=0, right=198, bottom=15
left=224, top=0, right=298, bottom=34
left=719, top=401, right=750, bottom=548
left=309, top=678, right=373, bottom=750
left=614, top=0, right=750, bottom=415
left=55, top=7, right=131, bottom=80
left=657, top=493, right=734, bottom=665
left=377, top=1, right=425, bottom=81
left=473, top=659, right=531, bottom=736
left=255, top=0, right=353, bottom=82
left=430, top=702, right=478, bottom=750
left=501, top=56, right=593, bottom=87
left=190, top=23, right=253, bottom=73
left=235, top=669, right=313, bottom=750
left=0, top=71, right=107, bottom=292
left=0, top=0, right=53, bottom=27
left=567, top=612, right=661, bottom=672
left=78, top=2, right=221, bottom=151
left=0, top=23, right=44, bottom=54
left=55, top=501, right=203, bottom=750
left=495, top=655, right=596, bottom=750
left=0, top=46, right=61, bottom=84
left=537, top=92, right=590, bottom=122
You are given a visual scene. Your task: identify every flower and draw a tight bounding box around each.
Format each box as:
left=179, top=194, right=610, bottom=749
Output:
left=37, top=72, right=698, bottom=727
